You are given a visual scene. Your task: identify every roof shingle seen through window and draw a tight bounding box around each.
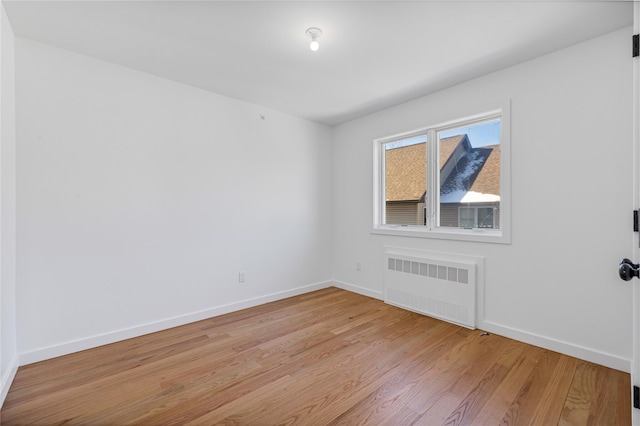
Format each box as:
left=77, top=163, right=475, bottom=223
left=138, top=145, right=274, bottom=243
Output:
left=385, top=135, right=499, bottom=203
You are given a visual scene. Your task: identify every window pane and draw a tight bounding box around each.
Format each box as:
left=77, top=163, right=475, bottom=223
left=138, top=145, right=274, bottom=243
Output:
left=477, top=207, right=495, bottom=228
left=459, top=207, right=475, bottom=228
left=438, top=120, right=500, bottom=229
left=383, top=135, right=427, bottom=226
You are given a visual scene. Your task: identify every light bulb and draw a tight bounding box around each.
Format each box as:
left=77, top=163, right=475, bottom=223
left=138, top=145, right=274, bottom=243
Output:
left=306, top=28, right=322, bottom=52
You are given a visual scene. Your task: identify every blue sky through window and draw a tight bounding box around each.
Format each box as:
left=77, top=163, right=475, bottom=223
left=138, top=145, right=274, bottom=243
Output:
left=439, top=120, right=500, bottom=147
left=384, top=120, right=499, bottom=150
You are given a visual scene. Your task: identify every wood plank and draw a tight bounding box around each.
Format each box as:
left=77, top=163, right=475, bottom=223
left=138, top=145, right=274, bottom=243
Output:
left=560, top=361, right=599, bottom=426
left=330, top=323, right=465, bottom=425
left=471, top=344, right=541, bottom=424
left=0, top=287, right=631, bottom=425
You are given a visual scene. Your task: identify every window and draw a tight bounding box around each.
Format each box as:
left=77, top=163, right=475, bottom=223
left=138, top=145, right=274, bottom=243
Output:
left=373, top=103, right=510, bottom=243
left=459, top=206, right=495, bottom=228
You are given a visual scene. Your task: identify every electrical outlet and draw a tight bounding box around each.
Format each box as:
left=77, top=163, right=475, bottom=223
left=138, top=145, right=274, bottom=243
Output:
left=356, top=262, right=361, bottom=272
left=238, top=271, right=246, bottom=283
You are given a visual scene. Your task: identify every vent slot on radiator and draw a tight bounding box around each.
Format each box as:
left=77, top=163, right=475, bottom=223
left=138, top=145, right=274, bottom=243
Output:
left=384, top=250, right=478, bottom=329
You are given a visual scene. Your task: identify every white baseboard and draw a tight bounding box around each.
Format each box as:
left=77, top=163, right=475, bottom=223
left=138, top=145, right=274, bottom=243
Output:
left=18, top=279, right=630, bottom=374
left=333, top=280, right=630, bottom=373
left=479, top=319, right=631, bottom=373
left=332, top=280, right=383, bottom=300
left=1, top=355, right=19, bottom=408
left=19, top=280, right=333, bottom=366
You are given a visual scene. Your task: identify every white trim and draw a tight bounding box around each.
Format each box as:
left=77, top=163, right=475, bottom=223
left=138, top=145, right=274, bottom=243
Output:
left=19, top=281, right=333, bottom=366
left=332, top=280, right=383, bottom=300
left=372, top=100, right=511, bottom=244
left=480, top=319, right=630, bottom=373
left=334, top=278, right=627, bottom=373
left=372, top=225, right=505, bottom=244
left=0, top=355, right=18, bottom=408
left=427, top=127, right=439, bottom=226
left=14, top=279, right=631, bottom=385
left=633, top=2, right=640, bottom=423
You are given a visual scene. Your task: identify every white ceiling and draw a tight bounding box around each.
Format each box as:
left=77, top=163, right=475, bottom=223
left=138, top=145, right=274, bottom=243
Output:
left=2, top=1, right=633, bottom=126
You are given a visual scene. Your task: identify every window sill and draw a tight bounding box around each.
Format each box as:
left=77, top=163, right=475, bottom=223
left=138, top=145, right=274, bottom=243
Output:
left=371, top=225, right=510, bottom=244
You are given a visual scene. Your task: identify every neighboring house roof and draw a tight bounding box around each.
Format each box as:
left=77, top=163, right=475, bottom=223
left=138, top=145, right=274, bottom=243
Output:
left=385, top=135, right=499, bottom=204
left=385, top=141, right=426, bottom=202
left=439, top=135, right=465, bottom=170
left=440, top=143, right=500, bottom=203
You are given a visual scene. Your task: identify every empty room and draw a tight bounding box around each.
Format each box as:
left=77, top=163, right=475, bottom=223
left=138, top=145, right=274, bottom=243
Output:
left=0, top=0, right=638, bottom=424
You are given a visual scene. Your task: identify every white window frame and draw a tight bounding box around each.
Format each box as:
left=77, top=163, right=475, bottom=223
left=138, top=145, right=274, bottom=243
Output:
left=372, top=100, right=511, bottom=244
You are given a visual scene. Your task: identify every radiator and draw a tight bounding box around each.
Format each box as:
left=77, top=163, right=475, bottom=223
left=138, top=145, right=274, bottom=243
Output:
left=383, top=248, right=479, bottom=329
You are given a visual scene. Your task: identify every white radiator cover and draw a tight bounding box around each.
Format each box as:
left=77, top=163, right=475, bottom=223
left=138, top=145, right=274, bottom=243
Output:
left=383, top=248, right=480, bottom=329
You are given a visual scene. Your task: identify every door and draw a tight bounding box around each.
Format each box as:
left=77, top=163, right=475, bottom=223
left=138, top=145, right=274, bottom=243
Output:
left=633, top=2, right=640, bottom=424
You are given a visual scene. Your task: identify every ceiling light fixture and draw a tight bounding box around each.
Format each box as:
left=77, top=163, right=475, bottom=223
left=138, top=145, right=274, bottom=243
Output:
left=306, top=27, right=322, bottom=52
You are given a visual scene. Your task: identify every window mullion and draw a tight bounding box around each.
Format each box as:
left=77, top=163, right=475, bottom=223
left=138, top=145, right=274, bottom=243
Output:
left=379, top=140, right=386, bottom=226
left=426, top=128, right=438, bottom=229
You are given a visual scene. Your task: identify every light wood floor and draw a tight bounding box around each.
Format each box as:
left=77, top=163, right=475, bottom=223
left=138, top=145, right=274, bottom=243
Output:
left=1, top=287, right=630, bottom=425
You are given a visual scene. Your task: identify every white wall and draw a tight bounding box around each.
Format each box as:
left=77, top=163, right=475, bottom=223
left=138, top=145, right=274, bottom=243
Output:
left=0, top=1, right=18, bottom=405
left=15, top=38, right=333, bottom=363
left=332, top=27, right=633, bottom=371
left=7, top=16, right=634, bottom=379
